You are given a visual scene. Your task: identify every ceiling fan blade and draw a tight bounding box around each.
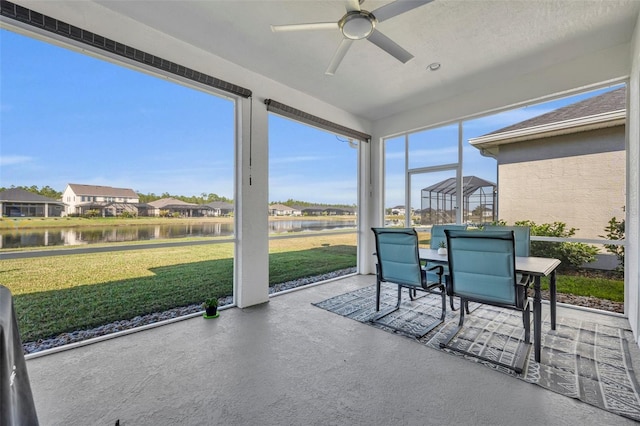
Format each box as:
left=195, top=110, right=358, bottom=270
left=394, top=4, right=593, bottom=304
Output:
left=271, top=22, right=339, bottom=32
left=345, top=0, right=361, bottom=12
left=325, top=38, right=354, bottom=75
left=367, top=30, right=413, bottom=63
left=371, top=0, right=434, bottom=23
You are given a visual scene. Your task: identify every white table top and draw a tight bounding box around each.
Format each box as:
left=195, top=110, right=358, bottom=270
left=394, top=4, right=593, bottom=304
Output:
left=418, top=248, right=561, bottom=277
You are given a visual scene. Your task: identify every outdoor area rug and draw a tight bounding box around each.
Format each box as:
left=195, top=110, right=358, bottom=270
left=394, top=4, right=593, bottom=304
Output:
left=312, top=284, right=640, bottom=422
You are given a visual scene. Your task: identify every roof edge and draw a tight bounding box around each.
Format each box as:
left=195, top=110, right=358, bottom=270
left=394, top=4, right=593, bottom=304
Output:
left=469, top=110, right=626, bottom=149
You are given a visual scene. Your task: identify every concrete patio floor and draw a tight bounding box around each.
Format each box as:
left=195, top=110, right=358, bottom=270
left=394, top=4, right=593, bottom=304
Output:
left=26, top=274, right=637, bottom=425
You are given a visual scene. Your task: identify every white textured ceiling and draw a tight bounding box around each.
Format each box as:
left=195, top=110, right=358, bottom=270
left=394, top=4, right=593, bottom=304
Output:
left=14, top=1, right=640, bottom=121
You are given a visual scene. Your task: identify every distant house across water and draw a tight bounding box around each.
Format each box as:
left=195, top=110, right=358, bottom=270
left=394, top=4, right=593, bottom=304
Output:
left=268, top=204, right=302, bottom=216
left=62, top=183, right=144, bottom=217
left=206, top=201, right=234, bottom=217
left=148, top=198, right=211, bottom=217
left=0, top=188, right=66, bottom=217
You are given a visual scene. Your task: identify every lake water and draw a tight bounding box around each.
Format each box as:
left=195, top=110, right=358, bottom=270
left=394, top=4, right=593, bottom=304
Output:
left=0, top=219, right=357, bottom=249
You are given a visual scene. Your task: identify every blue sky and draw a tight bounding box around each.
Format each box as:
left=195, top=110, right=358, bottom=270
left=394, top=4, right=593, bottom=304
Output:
left=0, top=29, right=620, bottom=206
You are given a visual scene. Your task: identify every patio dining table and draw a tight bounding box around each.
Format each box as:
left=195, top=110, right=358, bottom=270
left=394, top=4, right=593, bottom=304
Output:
left=419, top=248, right=561, bottom=363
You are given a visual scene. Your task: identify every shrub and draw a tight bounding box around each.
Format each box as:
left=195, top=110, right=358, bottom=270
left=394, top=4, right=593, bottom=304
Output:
left=514, top=220, right=598, bottom=271
left=601, top=216, right=625, bottom=271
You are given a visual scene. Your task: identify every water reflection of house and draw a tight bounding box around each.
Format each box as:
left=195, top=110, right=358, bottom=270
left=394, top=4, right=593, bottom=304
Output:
left=0, top=188, right=66, bottom=217
left=148, top=198, right=212, bottom=217
left=62, top=184, right=143, bottom=217
left=205, top=201, right=234, bottom=217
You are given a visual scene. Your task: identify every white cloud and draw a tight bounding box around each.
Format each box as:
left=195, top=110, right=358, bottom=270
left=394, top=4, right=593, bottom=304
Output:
left=0, top=155, right=32, bottom=166
left=270, top=155, right=327, bottom=165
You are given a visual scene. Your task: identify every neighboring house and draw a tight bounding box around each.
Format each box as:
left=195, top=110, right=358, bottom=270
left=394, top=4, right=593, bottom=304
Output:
left=390, top=205, right=406, bottom=216
left=470, top=87, right=626, bottom=239
left=62, top=184, right=142, bottom=217
left=148, top=198, right=211, bottom=217
left=296, top=205, right=356, bottom=216
left=0, top=188, right=66, bottom=218
left=323, top=206, right=356, bottom=216
left=268, top=204, right=301, bottom=216
left=205, top=201, right=234, bottom=217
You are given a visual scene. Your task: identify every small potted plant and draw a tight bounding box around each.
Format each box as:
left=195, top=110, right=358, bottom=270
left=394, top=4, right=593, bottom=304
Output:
left=437, top=241, right=447, bottom=255
left=202, top=297, right=219, bottom=319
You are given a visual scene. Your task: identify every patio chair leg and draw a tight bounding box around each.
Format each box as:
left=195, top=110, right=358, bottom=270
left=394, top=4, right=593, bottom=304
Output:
left=449, top=295, right=458, bottom=311
left=523, top=304, right=531, bottom=343
left=370, top=284, right=403, bottom=322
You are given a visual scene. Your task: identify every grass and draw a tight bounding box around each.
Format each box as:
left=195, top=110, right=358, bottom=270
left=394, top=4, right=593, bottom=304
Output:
left=3, top=234, right=357, bottom=342
left=540, top=271, right=624, bottom=302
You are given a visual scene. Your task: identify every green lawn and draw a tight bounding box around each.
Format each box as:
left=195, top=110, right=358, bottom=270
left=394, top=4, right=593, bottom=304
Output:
left=540, top=272, right=624, bottom=302
left=4, top=234, right=357, bottom=342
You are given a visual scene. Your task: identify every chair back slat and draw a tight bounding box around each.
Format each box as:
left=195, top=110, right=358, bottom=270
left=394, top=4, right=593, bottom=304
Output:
left=371, top=228, right=422, bottom=287
left=445, top=230, right=517, bottom=306
left=430, top=224, right=467, bottom=249
left=482, top=225, right=530, bottom=257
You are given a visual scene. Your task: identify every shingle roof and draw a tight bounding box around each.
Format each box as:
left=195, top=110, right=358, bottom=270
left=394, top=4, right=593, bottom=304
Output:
left=67, top=183, right=138, bottom=198
left=0, top=188, right=64, bottom=203
left=485, top=87, right=626, bottom=136
left=206, top=201, right=234, bottom=210
left=269, top=204, right=298, bottom=211
left=147, top=198, right=200, bottom=208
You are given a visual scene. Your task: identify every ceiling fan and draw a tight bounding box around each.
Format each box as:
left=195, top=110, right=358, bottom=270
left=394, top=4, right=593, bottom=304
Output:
left=271, top=0, right=433, bottom=75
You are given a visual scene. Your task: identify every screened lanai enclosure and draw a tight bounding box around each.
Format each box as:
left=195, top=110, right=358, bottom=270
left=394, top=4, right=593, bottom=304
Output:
left=421, top=176, right=496, bottom=225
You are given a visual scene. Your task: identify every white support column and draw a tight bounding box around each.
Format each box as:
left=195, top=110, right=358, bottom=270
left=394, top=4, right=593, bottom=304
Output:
left=626, top=10, right=640, bottom=342
left=361, top=133, right=385, bottom=275
left=234, top=96, right=269, bottom=308
left=357, top=137, right=375, bottom=275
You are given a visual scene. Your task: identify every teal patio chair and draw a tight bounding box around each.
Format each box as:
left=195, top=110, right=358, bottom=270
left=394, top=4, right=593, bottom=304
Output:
left=482, top=225, right=531, bottom=256
left=428, top=224, right=467, bottom=310
left=440, top=229, right=532, bottom=373
left=371, top=228, right=445, bottom=337
left=483, top=225, right=533, bottom=286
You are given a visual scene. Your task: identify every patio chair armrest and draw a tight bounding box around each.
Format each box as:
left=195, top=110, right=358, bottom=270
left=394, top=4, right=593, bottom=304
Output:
left=425, top=264, right=444, bottom=276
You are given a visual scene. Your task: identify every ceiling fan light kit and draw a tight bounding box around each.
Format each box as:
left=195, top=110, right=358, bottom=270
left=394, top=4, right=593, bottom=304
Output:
left=340, top=11, right=376, bottom=40
left=271, top=0, right=433, bottom=75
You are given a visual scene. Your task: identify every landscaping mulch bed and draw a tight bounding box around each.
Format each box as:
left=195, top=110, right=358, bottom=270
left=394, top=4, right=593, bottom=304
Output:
left=540, top=290, right=623, bottom=314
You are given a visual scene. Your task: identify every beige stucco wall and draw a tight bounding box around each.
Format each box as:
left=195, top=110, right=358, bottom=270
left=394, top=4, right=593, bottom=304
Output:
left=497, top=126, right=625, bottom=239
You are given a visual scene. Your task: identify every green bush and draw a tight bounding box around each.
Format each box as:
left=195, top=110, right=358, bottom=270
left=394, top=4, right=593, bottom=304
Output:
left=601, top=216, right=625, bottom=271
left=514, top=220, right=598, bottom=271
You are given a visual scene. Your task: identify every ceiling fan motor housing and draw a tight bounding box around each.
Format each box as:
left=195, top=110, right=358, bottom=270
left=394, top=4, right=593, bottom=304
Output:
left=339, top=10, right=377, bottom=40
